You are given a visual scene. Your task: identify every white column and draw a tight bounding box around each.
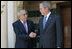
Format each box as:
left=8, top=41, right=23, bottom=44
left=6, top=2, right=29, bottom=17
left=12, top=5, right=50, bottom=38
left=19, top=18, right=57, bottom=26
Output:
left=7, top=1, right=15, bottom=48
left=1, top=1, right=8, bottom=48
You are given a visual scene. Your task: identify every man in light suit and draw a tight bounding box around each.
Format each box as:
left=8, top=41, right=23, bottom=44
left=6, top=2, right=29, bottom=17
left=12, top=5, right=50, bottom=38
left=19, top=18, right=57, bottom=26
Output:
left=12, top=9, right=36, bottom=48
left=37, top=1, right=63, bottom=48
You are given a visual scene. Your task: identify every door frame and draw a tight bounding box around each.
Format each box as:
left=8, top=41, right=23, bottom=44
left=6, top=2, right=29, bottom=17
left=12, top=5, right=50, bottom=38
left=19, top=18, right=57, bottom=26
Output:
left=56, top=1, right=71, bottom=16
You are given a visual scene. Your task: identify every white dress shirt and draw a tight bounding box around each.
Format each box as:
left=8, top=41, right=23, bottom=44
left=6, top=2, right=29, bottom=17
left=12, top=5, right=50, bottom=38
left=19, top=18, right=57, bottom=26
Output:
left=45, top=12, right=51, bottom=22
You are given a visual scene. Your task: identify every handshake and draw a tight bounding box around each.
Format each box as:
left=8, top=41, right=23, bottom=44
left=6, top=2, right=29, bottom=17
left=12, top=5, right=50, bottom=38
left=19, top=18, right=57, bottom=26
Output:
left=29, top=32, right=36, bottom=38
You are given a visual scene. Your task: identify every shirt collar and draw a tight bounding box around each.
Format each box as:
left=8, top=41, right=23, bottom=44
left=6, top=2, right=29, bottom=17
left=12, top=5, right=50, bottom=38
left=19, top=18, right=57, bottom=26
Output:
left=20, top=19, right=23, bottom=24
left=45, top=11, right=51, bottom=21
left=20, top=19, right=27, bottom=24
left=46, top=12, right=51, bottom=19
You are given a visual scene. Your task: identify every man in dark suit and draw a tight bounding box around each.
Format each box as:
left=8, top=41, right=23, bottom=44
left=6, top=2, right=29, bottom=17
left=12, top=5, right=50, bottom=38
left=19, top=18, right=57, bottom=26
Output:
left=12, top=9, right=36, bottom=48
left=37, top=1, right=63, bottom=48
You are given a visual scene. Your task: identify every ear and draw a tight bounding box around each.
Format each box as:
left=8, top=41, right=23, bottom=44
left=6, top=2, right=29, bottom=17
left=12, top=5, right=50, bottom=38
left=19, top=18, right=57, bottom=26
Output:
left=45, top=8, right=49, bottom=12
left=18, top=15, right=20, bottom=18
left=46, top=8, right=49, bottom=10
left=45, top=8, right=48, bottom=11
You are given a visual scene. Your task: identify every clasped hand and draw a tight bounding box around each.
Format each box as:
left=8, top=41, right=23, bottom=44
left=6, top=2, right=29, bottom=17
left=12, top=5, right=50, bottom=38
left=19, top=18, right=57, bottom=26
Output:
left=29, top=32, right=36, bottom=38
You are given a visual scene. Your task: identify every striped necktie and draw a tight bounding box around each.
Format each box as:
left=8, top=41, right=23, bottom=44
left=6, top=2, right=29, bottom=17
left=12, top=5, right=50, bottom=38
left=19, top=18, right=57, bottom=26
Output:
left=23, top=22, right=28, bottom=33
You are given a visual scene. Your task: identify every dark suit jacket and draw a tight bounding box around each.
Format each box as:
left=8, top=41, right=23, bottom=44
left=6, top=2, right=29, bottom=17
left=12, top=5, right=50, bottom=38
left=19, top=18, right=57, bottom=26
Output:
left=37, top=12, right=63, bottom=48
left=12, top=20, right=36, bottom=48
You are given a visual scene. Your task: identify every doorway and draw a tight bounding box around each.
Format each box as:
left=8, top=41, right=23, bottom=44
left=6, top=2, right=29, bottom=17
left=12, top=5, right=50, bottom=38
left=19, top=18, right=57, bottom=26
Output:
left=57, top=2, right=71, bottom=48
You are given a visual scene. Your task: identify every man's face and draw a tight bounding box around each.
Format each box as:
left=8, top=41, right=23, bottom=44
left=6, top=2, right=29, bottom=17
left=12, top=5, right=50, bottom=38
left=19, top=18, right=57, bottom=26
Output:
left=39, top=4, right=49, bottom=16
left=39, top=4, right=46, bottom=16
left=19, top=10, right=28, bottom=22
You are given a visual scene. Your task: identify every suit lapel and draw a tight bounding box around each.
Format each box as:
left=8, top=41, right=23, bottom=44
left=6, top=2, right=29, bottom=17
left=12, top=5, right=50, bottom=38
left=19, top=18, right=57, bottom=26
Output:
left=27, top=20, right=31, bottom=34
left=18, top=20, right=27, bottom=34
left=43, top=13, right=53, bottom=32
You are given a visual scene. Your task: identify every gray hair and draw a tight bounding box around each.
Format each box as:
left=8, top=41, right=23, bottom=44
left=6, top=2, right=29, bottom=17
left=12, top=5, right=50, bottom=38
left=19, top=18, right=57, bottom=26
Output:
left=17, top=9, right=27, bottom=16
left=40, top=1, right=51, bottom=10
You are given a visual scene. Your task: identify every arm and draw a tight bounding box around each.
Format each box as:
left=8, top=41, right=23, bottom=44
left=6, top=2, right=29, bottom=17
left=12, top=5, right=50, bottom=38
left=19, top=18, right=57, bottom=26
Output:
left=56, top=15, right=63, bottom=48
left=35, top=19, right=41, bottom=36
left=12, top=23, right=30, bottom=40
left=29, top=21, right=37, bottom=47
left=34, top=19, right=41, bottom=43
